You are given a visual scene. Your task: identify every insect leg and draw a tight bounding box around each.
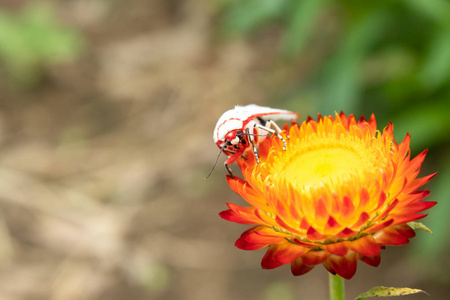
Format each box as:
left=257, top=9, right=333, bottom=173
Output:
left=225, top=162, right=233, bottom=178
left=246, top=128, right=260, bottom=163
left=255, top=121, right=288, bottom=150
left=224, top=151, right=244, bottom=178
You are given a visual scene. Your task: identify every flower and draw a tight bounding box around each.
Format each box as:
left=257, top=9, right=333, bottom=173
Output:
left=219, top=112, right=436, bottom=279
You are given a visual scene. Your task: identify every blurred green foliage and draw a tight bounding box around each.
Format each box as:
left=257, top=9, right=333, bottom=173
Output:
left=219, top=0, right=450, bottom=280
left=0, top=2, right=83, bottom=88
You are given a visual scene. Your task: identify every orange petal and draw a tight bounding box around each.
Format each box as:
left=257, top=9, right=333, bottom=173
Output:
left=235, top=226, right=287, bottom=250
left=324, top=242, right=350, bottom=256
left=392, top=224, right=416, bottom=239
left=328, top=251, right=358, bottom=280
left=341, top=196, right=355, bottom=219
left=363, top=218, right=394, bottom=233
left=219, top=203, right=261, bottom=224
left=275, top=215, right=302, bottom=234
left=373, top=199, right=399, bottom=222
left=293, top=238, right=319, bottom=248
left=358, top=254, right=381, bottom=267
left=359, top=188, right=370, bottom=208
left=335, top=227, right=356, bottom=238
left=322, top=259, right=336, bottom=275
left=373, top=191, right=387, bottom=212
left=404, top=150, right=427, bottom=176
left=389, top=213, right=428, bottom=225
left=314, top=197, right=328, bottom=222
left=324, top=216, right=341, bottom=232
left=226, top=175, right=268, bottom=211
left=302, top=250, right=330, bottom=265
left=352, top=212, right=370, bottom=228
left=393, top=200, right=437, bottom=214
left=235, top=239, right=269, bottom=250
left=405, top=173, right=437, bottom=193
left=261, top=242, right=309, bottom=269
left=307, top=226, right=328, bottom=241
left=291, top=257, right=315, bottom=276
left=395, top=190, right=431, bottom=207
left=373, top=227, right=410, bottom=246
left=350, top=235, right=380, bottom=256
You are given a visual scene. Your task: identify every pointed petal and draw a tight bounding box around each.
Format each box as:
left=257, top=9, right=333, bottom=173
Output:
left=324, top=242, right=350, bottom=256
left=373, top=191, right=387, bottom=211
left=235, top=238, right=268, bottom=250
left=404, top=150, right=427, bottom=176
left=335, top=227, right=356, bottom=238
left=261, top=242, right=309, bottom=269
left=291, top=257, right=315, bottom=276
left=235, top=226, right=288, bottom=250
left=261, top=245, right=284, bottom=269
left=328, top=251, right=358, bottom=280
left=406, top=173, right=437, bottom=193
left=359, top=188, right=370, bottom=208
left=358, top=254, right=381, bottom=267
left=397, top=133, right=410, bottom=160
left=275, top=215, right=302, bottom=234
left=322, top=260, right=336, bottom=275
left=390, top=213, right=428, bottom=225
left=293, top=238, right=319, bottom=248
left=219, top=203, right=261, bottom=224
left=342, top=196, right=355, bottom=218
left=393, top=200, right=437, bottom=214
left=301, top=250, right=330, bottom=265
left=373, top=227, right=410, bottom=246
left=315, top=197, right=328, bottom=222
left=364, top=218, right=394, bottom=234
left=226, top=176, right=268, bottom=210
left=373, top=199, right=399, bottom=222
left=307, top=226, right=328, bottom=241
left=350, top=235, right=380, bottom=256
left=352, top=212, right=370, bottom=228
left=324, top=216, right=342, bottom=234
left=393, top=224, right=416, bottom=239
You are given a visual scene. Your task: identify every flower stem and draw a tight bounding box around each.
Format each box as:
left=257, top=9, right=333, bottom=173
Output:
left=329, top=274, right=345, bottom=300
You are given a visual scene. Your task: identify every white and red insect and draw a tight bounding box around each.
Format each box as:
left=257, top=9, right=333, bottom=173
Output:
left=206, top=104, right=299, bottom=178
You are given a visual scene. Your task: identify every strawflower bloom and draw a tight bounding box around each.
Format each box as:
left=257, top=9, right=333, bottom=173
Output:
left=220, top=112, right=436, bottom=279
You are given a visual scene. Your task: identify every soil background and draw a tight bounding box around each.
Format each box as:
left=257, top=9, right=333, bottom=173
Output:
left=0, top=1, right=447, bottom=300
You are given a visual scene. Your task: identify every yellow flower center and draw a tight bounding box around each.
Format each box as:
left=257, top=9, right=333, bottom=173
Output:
left=285, top=146, right=368, bottom=190
left=269, top=130, right=383, bottom=195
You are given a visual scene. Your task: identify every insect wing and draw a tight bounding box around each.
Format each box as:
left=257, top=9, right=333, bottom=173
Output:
left=242, top=104, right=299, bottom=121
left=213, top=108, right=245, bottom=144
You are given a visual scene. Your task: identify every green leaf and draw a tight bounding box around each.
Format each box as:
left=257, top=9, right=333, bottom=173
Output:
left=419, top=29, right=450, bottom=90
left=319, top=10, right=389, bottom=114
left=0, top=2, right=83, bottom=87
left=354, top=286, right=428, bottom=300
left=408, top=222, right=433, bottom=235
left=280, top=0, right=329, bottom=58
left=391, top=100, right=450, bottom=152
left=401, top=0, right=450, bottom=26
left=221, top=0, right=289, bottom=37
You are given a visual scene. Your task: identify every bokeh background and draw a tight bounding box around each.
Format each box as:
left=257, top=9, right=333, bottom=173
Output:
left=0, top=0, right=448, bottom=299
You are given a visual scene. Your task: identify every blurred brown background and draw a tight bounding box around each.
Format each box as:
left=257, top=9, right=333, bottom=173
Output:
left=0, top=1, right=448, bottom=299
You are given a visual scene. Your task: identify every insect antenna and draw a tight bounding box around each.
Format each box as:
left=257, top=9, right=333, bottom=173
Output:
left=204, top=143, right=227, bottom=180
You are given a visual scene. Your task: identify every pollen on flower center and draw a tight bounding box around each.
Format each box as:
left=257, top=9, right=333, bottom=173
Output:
left=284, top=146, right=370, bottom=188
left=270, top=133, right=380, bottom=193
